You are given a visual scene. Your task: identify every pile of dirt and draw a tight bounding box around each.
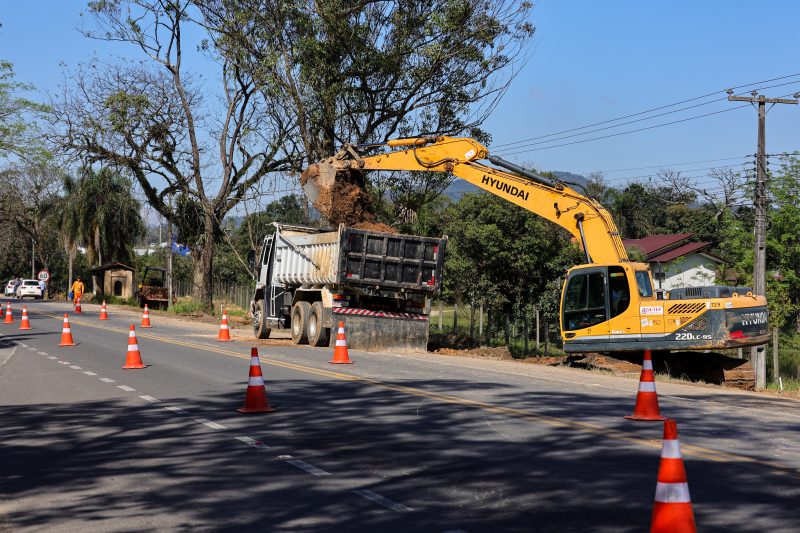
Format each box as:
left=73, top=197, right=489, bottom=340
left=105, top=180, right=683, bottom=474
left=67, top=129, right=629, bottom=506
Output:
left=567, top=353, right=642, bottom=373
left=435, top=345, right=515, bottom=361
left=427, top=333, right=480, bottom=351
left=301, top=165, right=376, bottom=226
left=352, top=221, right=397, bottom=233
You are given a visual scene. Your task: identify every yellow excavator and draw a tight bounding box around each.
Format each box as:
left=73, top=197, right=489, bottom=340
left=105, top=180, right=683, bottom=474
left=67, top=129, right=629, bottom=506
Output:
left=302, top=136, right=769, bottom=387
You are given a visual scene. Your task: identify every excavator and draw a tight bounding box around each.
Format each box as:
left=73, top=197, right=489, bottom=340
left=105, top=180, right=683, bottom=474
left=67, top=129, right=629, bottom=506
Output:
left=301, top=136, right=770, bottom=388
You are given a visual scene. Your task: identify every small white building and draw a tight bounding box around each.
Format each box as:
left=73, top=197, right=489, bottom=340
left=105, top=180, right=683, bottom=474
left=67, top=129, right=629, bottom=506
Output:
left=624, top=233, right=725, bottom=290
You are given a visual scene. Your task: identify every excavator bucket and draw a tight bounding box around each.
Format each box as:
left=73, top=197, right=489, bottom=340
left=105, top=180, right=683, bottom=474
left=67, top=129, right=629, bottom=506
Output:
left=300, top=162, right=375, bottom=226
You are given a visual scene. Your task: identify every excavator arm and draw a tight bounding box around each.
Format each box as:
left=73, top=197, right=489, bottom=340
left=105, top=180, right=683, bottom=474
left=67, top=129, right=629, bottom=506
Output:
left=301, top=136, right=628, bottom=264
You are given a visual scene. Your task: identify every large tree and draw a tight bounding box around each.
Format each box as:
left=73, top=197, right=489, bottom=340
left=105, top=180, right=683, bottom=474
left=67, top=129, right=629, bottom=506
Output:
left=0, top=60, right=49, bottom=163
left=198, top=0, right=535, bottom=210
left=52, top=0, right=294, bottom=310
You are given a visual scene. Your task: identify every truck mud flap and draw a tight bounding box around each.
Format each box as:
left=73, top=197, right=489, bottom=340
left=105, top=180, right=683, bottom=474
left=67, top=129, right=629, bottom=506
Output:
left=332, top=314, right=429, bottom=352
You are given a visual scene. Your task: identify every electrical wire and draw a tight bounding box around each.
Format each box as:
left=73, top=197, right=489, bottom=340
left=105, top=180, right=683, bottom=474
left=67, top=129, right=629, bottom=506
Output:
left=490, top=72, right=800, bottom=150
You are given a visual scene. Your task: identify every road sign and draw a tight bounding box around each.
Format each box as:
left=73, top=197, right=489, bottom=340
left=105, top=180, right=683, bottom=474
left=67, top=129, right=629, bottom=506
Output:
left=37, top=270, right=50, bottom=282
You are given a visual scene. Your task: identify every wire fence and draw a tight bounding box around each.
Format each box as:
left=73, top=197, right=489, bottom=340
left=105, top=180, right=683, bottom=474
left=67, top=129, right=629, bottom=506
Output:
left=173, top=280, right=252, bottom=311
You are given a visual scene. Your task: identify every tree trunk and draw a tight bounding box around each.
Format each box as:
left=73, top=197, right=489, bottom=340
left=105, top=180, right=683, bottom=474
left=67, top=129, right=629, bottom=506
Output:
left=192, top=215, right=215, bottom=312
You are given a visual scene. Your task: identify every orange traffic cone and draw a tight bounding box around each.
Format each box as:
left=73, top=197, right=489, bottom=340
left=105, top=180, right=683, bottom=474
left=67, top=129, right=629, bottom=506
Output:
left=140, top=304, right=152, bottom=328
left=59, top=314, right=76, bottom=346
left=651, top=419, right=696, bottom=533
left=625, top=350, right=666, bottom=421
left=329, top=321, right=354, bottom=364
left=4, top=303, right=13, bottom=323
left=19, top=306, right=31, bottom=330
left=217, top=310, right=232, bottom=341
left=237, top=347, right=275, bottom=413
left=99, top=300, right=108, bottom=320
left=123, top=325, right=147, bottom=369
left=74, top=297, right=82, bottom=314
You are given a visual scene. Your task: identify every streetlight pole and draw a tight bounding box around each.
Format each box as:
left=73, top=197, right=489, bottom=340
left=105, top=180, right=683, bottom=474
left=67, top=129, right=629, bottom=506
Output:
left=31, top=239, right=36, bottom=278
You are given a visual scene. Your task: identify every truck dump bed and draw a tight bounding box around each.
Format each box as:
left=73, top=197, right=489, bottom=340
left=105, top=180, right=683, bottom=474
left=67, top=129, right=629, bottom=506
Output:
left=272, top=225, right=446, bottom=294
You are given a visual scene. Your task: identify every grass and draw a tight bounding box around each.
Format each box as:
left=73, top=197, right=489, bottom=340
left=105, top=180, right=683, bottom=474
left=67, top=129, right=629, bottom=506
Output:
left=169, top=297, right=205, bottom=315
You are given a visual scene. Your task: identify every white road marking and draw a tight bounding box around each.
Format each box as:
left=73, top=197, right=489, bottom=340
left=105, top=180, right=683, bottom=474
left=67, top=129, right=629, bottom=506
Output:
left=234, top=436, right=269, bottom=448
left=19, top=343, right=27, bottom=347
left=195, top=418, right=226, bottom=430
left=28, top=347, right=36, bottom=351
left=58, top=361, right=70, bottom=365
left=0, top=344, right=17, bottom=368
left=38, top=351, right=47, bottom=355
left=100, top=377, right=115, bottom=383
left=70, top=365, right=82, bottom=369
left=164, top=406, right=187, bottom=414
left=352, top=489, right=412, bottom=512
left=83, top=371, right=97, bottom=376
left=139, top=395, right=158, bottom=403
left=47, top=356, right=58, bottom=360
left=117, top=385, right=136, bottom=392
left=285, top=458, right=331, bottom=477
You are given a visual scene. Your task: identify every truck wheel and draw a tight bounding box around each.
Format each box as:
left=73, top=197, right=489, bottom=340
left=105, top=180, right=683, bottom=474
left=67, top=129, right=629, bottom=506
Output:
left=291, top=301, right=310, bottom=344
left=254, top=300, right=271, bottom=339
left=307, top=302, right=329, bottom=347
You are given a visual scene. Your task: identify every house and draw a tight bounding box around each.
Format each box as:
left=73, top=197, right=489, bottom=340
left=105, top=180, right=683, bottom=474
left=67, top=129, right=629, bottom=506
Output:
left=623, top=233, right=725, bottom=290
left=89, top=263, right=135, bottom=298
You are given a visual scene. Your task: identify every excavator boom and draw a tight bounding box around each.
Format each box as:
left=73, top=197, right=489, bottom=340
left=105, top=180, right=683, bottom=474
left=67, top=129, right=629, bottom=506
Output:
left=302, top=136, right=628, bottom=263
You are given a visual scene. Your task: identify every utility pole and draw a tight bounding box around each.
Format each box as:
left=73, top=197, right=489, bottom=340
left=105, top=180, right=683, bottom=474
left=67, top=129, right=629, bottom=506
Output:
left=727, top=89, right=799, bottom=389
left=167, top=194, right=174, bottom=308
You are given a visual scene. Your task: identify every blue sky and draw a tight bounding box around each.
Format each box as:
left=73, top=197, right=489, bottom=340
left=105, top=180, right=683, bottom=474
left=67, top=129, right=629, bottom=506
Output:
left=2, top=0, right=798, bottom=193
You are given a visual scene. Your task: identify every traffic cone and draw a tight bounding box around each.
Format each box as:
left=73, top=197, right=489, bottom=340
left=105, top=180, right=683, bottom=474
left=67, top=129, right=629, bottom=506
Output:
left=123, top=324, right=147, bottom=369
left=99, top=300, right=108, bottom=320
left=59, top=314, right=76, bottom=346
left=329, top=321, right=354, bottom=364
left=625, top=350, right=666, bottom=421
left=19, top=306, right=31, bottom=330
left=3, top=303, right=13, bottom=324
left=217, top=310, right=232, bottom=341
left=140, top=304, right=152, bottom=328
left=237, top=347, right=275, bottom=413
left=74, top=297, right=82, bottom=314
left=651, top=419, right=696, bottom=533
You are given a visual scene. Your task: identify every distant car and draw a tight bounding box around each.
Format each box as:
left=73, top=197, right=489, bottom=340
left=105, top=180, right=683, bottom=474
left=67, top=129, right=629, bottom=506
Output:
left=4, top=280, right=15, bottom=297
left=15, top=279, right=43, bottom=299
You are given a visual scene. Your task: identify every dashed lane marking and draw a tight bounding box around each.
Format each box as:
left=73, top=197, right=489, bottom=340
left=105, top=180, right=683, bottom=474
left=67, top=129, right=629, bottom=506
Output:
left=27, top=347, right=36, bottom=351
left=30, top=307, right=799, bottom=476
left=164, top=406, right=187, bottom=414
left=83, top=371, right=97, bottom=376
left=47, top=356, right=57, bottom=360
left=58, top=361, right=70, bottom=365
left=285, top=458, right=331, bottom=477
left=195, top=418, right=226, bottom=430
left=38, top=351, right=47, bottom=355
left=69, top=365, right=82, bottom=370
left=235, top=436, right=269, bottom=448
left=117, top=385, right=136, bottom=392
left=19, top=343, right=27, bottom=347
left=139, top=395, right=158, bottom=402
left=353, top=489, right=413, bottom=512
left=99, top=377, right=115, bottom=383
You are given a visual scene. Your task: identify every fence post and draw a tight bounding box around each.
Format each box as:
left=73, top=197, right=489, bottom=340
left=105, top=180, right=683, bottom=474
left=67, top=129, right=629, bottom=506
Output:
left=504, top=313, right=510, bottom=346
left=438, top=300, right=443, bottom=332
left=453, top=302, right=459, bottom=333
left=524, top=314, right=529, bottom=355
left=544, top=316, right=549, bottom=356
left=478, top=303, right=484, bottom=338
left=772, top=327, right=779, bottom=382
left=535, top=308, right=540, bottom=351
left=469, top=300, right=475, bottom=337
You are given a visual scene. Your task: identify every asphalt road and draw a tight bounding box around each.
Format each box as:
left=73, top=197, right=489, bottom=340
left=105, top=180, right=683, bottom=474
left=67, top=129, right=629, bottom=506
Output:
left=1, top=298, right=799, bottom=532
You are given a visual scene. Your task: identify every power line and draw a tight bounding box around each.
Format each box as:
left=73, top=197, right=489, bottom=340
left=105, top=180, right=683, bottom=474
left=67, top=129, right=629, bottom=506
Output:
left=574, top=155, right=752, bottom=175
left=490, top=72, right=800, bottom=150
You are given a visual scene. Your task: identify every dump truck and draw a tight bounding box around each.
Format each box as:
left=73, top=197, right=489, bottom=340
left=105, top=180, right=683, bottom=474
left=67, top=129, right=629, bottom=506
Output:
left=302, top=136, right=769, bottom=388
left=249, top=223, right=446, bottom=351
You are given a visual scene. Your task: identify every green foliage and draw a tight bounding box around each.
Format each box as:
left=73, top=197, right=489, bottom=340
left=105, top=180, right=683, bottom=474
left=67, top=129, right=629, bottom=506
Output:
left=169, top=297, right=206, bottom=315
left=0, top=60, right=50, bottom=162
left=442, top=192, right=581, bottom=316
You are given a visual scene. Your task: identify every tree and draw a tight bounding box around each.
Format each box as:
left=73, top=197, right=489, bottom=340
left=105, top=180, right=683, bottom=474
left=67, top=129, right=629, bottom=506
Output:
left=199, top=0, right=535, bottom=202
left=62, top=167, right=145, bottom=273
left=0, top=60, right=49, bottom=162
left=52, top=0, right=293, bottom=311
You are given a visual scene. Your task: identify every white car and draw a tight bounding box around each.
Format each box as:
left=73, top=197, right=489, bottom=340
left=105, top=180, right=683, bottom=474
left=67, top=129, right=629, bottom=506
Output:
left=15, top=279, right=43, bottom=299
left=4, top=280, right=15, bottom=297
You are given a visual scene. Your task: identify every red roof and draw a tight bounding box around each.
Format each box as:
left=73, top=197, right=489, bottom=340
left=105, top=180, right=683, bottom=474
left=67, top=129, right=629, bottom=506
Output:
left=623, top=233, right=724, bottom=264
left=624, top=233, right=693, bottom=256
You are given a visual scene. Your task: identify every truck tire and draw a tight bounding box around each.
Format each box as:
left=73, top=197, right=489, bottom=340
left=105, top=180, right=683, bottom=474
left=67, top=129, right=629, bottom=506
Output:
left=254, top=300, right=271, bottom=339
left=307, top=302, right=329, bottom=347
left=291, top=301, right=310, bottom=344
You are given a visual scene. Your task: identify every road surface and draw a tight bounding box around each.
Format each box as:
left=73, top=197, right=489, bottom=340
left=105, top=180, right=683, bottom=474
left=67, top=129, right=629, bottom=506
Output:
left=1, top=299, right=798, bottom=532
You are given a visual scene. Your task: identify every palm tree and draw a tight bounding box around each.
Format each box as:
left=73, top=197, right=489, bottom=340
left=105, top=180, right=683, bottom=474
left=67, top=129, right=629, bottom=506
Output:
left=62, top=167, right=145, bottom=294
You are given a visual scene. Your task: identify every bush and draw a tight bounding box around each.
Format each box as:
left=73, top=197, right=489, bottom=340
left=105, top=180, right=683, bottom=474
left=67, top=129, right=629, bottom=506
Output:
left=169, top=297, right=205, bottom=315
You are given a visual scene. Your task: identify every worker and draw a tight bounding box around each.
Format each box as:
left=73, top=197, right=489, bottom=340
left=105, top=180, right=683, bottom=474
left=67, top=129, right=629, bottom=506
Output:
left=38, top=278, right=46, bottom=300
left=71, top=277, right=85, bottom=302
